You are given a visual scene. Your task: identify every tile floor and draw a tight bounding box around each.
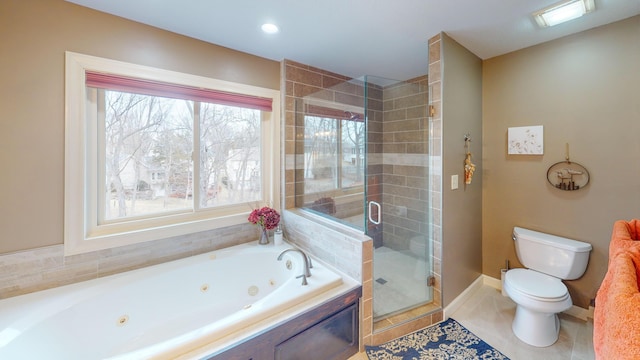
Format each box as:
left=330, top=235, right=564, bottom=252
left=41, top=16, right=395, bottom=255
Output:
left=350, top=284, right=595, bottom=360
left=373, top=246, right=430, bottom=319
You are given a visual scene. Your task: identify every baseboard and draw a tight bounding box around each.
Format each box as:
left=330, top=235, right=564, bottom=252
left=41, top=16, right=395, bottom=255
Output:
left=564, top=304, right=594, bottom=321
left=482, top=274, right=502, bottom=290
left=443, top=275, right=484, bottom=319
left=482, top=274, right=593, bottom=321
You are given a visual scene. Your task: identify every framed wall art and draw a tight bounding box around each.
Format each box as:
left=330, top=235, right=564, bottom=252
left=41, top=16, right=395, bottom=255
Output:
left=507, top=125, right=543, bottom=155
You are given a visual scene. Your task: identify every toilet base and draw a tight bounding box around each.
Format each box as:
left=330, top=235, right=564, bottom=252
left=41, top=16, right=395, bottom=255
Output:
left=512, top=305, right=560, bottom=347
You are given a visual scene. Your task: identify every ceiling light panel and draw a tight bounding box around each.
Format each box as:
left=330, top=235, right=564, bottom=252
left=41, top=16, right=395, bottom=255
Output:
left=533, top=0, right=595, bottom=27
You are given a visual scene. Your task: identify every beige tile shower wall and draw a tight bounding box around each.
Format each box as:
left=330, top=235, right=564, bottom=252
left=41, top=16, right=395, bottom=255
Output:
left=428, top=34, right=443, bottom=308
left=380, top=76, right=430, bottom=251
left=364, top=82, right=384, bottom=248
left=283, top=60, right=357, bottom=211
left=381, top=78, right=429, bottom=154
left=0, top=224, right=258, bottom=299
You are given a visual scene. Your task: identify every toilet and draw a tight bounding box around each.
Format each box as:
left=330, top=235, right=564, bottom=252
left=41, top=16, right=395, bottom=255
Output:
left=503, top=227, right=592, bottom=347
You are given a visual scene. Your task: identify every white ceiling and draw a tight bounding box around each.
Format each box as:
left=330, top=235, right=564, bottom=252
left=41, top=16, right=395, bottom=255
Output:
left=68, top=0, right=640, bottom=81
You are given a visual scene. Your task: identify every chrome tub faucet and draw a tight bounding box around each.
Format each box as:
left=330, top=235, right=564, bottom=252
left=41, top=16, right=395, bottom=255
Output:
left=277, top=248, right=313, bottom=285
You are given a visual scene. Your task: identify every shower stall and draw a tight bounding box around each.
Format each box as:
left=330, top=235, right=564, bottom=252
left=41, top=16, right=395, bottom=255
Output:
left=294, top=75, right=436, bottom=331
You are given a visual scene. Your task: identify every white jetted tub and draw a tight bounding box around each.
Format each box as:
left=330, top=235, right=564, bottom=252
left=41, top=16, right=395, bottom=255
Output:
left=0, top=242, right=348, bottom=359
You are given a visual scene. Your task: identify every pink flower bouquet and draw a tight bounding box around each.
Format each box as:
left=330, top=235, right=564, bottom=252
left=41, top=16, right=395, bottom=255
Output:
left=248, top=206, right=280, bottom=230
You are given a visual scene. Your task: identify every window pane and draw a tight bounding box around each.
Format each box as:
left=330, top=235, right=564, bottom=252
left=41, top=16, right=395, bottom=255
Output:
left=303, top=116, right=338, bottom=193
left=199, top=103, right=261, bottom=208
left=341, top=119, right=365, bottom=187
left=101, top=90, right=194, bottom=220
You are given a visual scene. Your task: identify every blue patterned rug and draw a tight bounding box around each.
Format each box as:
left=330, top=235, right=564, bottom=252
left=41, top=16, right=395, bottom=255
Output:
left=366, top=318, right=510, bottom=360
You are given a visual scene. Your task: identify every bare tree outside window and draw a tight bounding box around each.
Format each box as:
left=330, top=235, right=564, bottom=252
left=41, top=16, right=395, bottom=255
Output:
left=341, top=118, right=365, bottom=187
left=96, top=89, right=261, bottom=222
left=303, top=115, right=364, bottom=194
left=199, top=103, right=261, bottom=208
left=304, top=116, right=337, bottom=193
left=102, top=90, right=193, bottom=220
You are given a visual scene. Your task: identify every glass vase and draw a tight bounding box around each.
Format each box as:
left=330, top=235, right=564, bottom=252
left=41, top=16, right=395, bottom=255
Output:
left=259, top=226, right=269, bottom=245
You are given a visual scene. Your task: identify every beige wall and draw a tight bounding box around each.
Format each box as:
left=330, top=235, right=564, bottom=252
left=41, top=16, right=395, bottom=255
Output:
left=0, top=0, right=280, bottom=254
left=482, top=16, right=640, bottom=308
left=440, top=33, right=484, bottom=307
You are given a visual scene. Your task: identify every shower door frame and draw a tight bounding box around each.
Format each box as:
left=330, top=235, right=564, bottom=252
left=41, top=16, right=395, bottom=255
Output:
left=363, top=75, right=436, bottom=329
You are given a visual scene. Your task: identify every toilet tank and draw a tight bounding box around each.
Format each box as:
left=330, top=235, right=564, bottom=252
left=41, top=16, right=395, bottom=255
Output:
left=513, top=227, right=592, bottom=280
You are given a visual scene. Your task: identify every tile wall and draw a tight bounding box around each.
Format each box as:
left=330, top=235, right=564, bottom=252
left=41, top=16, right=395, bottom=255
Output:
left=429, top=34, right=442, bottom=306
left=0, top=223, right=258, bottom=299
left=378, top=76, right=430, bottom=252
left=428, top=33, right=443, bottom=312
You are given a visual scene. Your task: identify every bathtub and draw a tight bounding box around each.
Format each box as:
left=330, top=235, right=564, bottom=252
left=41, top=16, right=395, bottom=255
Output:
left=0, top=241, right=351, bottom=359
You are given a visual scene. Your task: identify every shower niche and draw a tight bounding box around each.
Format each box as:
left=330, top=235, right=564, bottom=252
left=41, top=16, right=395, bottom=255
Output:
left=294, top=75, right=437, bottom=331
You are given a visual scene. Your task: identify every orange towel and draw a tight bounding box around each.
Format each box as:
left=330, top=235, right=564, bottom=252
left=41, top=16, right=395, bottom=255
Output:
left=594, top=220, right=640, bottom=360
left=594, top=253, right=640, bottom=359
left=609, top=219, right=640, bottom=259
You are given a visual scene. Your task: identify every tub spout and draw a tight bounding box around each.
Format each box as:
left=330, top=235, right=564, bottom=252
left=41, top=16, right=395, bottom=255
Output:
left=277, top=248, right=312, bottom=282
left=296, top=274, right=308, bottom=286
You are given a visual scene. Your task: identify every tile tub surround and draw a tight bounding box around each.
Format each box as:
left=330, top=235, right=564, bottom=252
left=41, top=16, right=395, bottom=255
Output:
left=0, top=223, right=258, bottom=299
left=282, top=209, right=374, bottom=347
left=282, top=210, right=367, bottom=283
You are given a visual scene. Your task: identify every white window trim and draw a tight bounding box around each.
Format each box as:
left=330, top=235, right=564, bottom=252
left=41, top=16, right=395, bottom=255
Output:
left=64, top=51, right=280, bottom=256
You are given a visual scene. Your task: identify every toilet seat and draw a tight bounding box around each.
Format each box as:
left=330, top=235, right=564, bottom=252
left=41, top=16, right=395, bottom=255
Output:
left=505, top=269, right=568, bottom=301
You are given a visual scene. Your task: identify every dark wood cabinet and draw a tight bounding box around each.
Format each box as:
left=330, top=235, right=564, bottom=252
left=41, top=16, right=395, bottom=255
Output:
left=208, top=287, right=360, bottom=360
left=274, top=303, right=358, bottom=360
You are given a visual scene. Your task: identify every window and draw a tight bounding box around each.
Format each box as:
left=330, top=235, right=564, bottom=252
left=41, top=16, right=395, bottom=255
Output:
left=65, top=52, right=280, bottom=255
left=302, top=115, right=365, bottom=194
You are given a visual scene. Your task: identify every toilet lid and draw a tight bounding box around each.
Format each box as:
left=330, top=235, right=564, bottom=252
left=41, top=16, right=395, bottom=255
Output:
left=506, top=269, right=568, bottom=300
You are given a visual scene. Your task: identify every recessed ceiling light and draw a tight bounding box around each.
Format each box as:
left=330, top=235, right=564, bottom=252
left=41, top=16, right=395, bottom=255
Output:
left=261, top=23, right=279, bottom=34
left=533, top=0, right=595, bottom=28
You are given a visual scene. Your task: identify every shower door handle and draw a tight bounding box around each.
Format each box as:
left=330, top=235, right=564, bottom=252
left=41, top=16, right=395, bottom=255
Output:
left=368, top=201, right=381, bottom=225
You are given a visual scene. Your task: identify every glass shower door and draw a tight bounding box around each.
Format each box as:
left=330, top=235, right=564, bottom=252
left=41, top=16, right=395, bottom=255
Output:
left=293, top=74, right=435, bottom=328
left=364, top=75, right=434, bottom=327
